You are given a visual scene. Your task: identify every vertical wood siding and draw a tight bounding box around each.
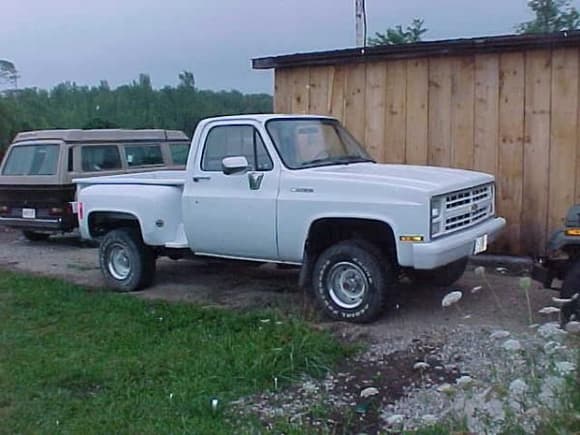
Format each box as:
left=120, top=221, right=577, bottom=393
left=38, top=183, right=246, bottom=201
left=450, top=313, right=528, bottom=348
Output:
left=273, top=48, right=580, bottom=255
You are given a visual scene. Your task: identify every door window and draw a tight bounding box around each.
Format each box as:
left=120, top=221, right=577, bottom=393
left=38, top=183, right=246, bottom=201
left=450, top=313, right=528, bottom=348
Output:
left=81, top=145, right=122, bottom=172
left=124, top=144, right=164, bottom=167
left=201, top=125, right=273, bottom=172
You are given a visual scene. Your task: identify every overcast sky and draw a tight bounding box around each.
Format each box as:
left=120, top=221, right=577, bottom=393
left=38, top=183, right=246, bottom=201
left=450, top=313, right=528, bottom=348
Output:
left=2, top=0, right=580, bottom=94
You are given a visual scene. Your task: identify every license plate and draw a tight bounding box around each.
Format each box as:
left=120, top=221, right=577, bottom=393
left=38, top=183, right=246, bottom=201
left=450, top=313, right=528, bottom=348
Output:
left=474, top=234, right=488, bottom=255
left=22, top=208, right=36, bottom=219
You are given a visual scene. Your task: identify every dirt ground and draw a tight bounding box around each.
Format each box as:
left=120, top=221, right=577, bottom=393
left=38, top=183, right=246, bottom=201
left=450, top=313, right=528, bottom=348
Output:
left=0, top=227, right=555, bottom=342
left=1, top=227, right=571, bottom=433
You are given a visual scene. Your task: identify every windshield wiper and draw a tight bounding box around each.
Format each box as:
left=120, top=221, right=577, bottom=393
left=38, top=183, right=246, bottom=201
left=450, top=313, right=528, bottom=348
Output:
left=300, top=156, right=376, bottom=167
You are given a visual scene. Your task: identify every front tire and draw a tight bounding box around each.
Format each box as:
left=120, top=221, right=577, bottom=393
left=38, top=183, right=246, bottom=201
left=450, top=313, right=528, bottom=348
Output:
left=561, top=259, right=580, bottom=323
left=99, top=228, right=156, bottom=292
left=312, top=240, right=394, bottom=323
left=410, top=258, right=468, bottom=288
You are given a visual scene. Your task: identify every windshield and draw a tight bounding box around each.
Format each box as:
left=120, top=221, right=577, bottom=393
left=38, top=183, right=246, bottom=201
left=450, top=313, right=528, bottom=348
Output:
left=2, top=144, right=60, bottom=176
left=266, top=118, right=374, bottom=169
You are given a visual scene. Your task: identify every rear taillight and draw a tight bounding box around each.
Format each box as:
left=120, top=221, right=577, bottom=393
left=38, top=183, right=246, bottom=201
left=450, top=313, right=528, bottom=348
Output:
left=0, top=205, right=9, bottom=216
left=78, top=202, right=84, bottom=220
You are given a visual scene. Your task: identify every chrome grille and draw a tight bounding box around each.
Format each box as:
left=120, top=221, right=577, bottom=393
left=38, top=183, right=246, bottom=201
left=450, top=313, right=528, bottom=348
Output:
left=432, top=183, right=494, bottom=238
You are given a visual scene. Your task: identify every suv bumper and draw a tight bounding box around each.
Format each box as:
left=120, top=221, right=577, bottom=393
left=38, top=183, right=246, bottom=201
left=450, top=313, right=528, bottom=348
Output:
left=0, top=217, right=68, bottom=232
left=412, top=217, right=506, bottom=269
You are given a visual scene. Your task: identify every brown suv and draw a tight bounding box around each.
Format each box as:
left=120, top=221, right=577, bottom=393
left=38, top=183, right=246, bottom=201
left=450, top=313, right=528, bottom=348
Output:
left=0, top=129, right=189, bottom=240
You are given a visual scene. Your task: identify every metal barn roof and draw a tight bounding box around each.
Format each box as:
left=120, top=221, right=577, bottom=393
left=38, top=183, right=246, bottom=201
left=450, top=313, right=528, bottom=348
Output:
left=253, top=31, right=580, bottom=69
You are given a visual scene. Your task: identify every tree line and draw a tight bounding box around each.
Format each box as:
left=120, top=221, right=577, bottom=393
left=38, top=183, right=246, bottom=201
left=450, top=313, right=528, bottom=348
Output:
left=368, top=0, right=580, bottom=45
left=0, top=72, right=272, bottom=150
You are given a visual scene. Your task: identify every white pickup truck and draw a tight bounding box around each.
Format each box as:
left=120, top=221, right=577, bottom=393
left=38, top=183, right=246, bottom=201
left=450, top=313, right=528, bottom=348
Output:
left=75, top=114, right=505, bottom=322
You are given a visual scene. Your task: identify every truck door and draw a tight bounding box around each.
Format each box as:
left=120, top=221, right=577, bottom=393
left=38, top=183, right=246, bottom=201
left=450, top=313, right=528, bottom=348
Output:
left=182, top=122, right=279, bottom=259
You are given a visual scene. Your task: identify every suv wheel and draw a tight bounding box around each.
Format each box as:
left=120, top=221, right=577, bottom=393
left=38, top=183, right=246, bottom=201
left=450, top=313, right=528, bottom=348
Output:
left=561, top=258, right=580, bottom=324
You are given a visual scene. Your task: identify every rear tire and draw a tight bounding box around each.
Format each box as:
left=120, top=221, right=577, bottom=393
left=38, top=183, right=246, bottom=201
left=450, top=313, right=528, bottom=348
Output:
left=312, top=239, right=394, bottom=323
left=99, top=228, right=156, bottom=292
left=410, top=258, right=468, bottom=288
left=22, top=230, right=50, bottom=242
left=561, top=259, right=580, bottom=324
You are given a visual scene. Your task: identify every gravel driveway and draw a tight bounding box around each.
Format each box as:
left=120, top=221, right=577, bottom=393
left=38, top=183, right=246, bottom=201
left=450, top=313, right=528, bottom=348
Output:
left=1, top=227, right=573, bottom=433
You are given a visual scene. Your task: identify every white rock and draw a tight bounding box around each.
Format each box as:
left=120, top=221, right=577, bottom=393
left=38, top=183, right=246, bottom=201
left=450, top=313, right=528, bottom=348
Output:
left=385, top=414, right=404, bottom=426
left=555, top=361, right=576, bottom=376
left=490, top=330, right=510, bottom=339
left=544, top=341, right=566, bottom=355
left=456, top=375, right=474, bottom=387
left=565, top=321, right=580, bottom=333
left=538, top=322, right=567, bottom=339
left=421, top=414, right=438, bottom=425
left=413, top=362, right=430, bottom=370
left=509, top=378, right=528, bottom=396
left=471, top=285, right=482, bottom=294
left=442, top=291, right=463, bottom=307
left=502, top=339, right=522, bottom=352
left=360, top=386, right=379, bottom=398
left=538, top=306, right=561, bottom=315
left=437, top=383, right=454, bottom=393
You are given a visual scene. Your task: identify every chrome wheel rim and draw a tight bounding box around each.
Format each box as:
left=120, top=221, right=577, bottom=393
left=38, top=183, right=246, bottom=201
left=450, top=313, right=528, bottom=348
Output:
left=327, top=261, right=369, bottom=309
left=107, top=244, right=131, bottom=280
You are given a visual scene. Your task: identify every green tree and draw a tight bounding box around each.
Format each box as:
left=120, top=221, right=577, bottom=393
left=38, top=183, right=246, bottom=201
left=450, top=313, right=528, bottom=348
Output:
left=367, top=18, right=427, bottom=46
left=0, top=60, right=19, bottom=88
left=517, top=0, right=580, bottom=33
left=0, top=72, right=273, bottom=148
left=178, top=71, right=195, bottom=89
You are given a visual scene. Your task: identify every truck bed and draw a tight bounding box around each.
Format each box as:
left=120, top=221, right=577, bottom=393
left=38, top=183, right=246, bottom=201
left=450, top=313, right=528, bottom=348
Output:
left=74, top=170, right=186, bottom=186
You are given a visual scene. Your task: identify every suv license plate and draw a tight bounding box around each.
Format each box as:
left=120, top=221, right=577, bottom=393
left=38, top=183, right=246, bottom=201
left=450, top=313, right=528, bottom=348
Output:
left=22, top=208, right=36, bottom=219
left=474, top=234, right=488, bottom=255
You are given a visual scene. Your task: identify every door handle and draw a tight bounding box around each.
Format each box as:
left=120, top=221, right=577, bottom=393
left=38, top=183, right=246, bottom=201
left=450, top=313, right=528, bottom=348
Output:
left=248, top=172, right=264, bottom=190
left=192, top=176, right=211, bottom=182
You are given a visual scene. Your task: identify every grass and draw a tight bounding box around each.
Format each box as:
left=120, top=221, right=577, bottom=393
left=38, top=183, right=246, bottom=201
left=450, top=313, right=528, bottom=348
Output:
left=0, top=270, right=348, bottom=434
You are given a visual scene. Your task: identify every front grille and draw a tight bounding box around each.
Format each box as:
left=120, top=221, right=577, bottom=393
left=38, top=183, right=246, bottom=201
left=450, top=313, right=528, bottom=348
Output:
left=432, top=183, right=494, bottom=238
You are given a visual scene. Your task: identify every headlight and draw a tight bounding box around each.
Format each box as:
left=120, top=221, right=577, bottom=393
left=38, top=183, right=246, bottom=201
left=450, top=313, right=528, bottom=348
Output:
left=431, top=198, right=442, bottom=219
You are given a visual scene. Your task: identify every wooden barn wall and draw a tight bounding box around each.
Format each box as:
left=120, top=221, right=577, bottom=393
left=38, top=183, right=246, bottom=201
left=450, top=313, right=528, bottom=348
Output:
left=273, top=48, right=580, bottom=256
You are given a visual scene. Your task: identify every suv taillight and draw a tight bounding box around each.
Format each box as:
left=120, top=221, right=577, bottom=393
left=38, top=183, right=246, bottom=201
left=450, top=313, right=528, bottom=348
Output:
left=0, top=205, right=9, bottom=216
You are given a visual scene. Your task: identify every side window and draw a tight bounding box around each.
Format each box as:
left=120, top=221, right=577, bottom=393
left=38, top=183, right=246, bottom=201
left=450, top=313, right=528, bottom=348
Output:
left=201, top=125, right=273, bottom=172
left=169, top=143, right=190, bottom=165
left=67, top=147, right=74, bottom=172
left=81, top=145, right=122, bottom=172
left=124, top=145, right=163, bottom=167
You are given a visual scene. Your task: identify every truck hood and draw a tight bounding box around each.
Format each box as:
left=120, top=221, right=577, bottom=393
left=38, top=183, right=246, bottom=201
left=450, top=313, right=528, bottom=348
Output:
left=308, top=163, right=494, bottom=195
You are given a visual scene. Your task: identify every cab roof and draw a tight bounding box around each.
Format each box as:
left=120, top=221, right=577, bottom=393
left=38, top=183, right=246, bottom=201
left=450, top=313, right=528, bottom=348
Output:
left=13, top=129, right=189, bottom=144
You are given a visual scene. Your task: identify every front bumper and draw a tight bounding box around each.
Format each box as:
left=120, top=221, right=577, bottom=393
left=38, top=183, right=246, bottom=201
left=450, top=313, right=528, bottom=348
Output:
left=412, top=217, right=506, bottom=269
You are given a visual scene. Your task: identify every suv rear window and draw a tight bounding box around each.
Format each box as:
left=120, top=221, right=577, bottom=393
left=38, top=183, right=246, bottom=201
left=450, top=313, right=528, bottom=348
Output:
left=169, top=143, right=190, bottom=165
left=124, top=145, right=164, bottom=167
left=2, top=144, right=60, bottom=176
left=81, top=145, right=122, bottom=172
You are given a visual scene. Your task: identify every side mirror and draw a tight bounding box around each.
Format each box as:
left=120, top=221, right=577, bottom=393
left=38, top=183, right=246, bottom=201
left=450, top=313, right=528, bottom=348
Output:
left=222, top=156, right=249, bottom=175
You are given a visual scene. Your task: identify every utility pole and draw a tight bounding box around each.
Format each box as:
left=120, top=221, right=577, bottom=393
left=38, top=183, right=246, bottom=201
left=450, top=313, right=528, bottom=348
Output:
left=355, top=0, right=365, bottom=47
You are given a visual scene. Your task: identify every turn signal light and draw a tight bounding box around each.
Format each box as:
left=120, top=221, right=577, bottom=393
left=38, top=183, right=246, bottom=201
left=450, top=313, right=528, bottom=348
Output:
left=400, top=235, right=424, bottom=242
left=565, top=228, right=580, bottom=236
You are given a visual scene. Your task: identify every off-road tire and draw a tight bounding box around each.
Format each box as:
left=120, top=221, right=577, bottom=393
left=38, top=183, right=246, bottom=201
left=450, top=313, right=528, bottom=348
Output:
left=99, top=228, right=156, bottom=292
left=312, top=239, right=394, bottom=323
left=410, top=258, right=468, bottom=288
left=561, top=258, right=580, bottom=323
left=22, top=230, right=50, bottom=242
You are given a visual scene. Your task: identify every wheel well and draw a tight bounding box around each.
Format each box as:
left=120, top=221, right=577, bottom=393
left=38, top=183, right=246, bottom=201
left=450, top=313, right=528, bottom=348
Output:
left=88, top=211, right=142, bottom=239
left=299, top=218, right=397, bottom=288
